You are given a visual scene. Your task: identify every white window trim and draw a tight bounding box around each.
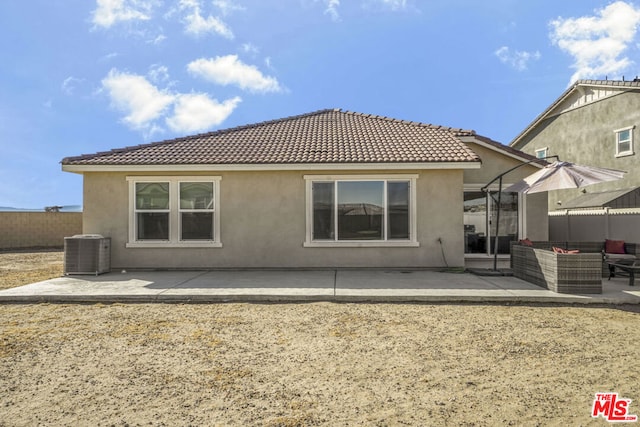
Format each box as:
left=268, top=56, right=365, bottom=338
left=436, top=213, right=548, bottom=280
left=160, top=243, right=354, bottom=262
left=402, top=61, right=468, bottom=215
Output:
left=614, top=126, right=635, bottom=157
left=535, top=147, right=548, bottom=159
left=126, top=176, right=222, bottom=248
left=303, top=174, right=419, bottom=248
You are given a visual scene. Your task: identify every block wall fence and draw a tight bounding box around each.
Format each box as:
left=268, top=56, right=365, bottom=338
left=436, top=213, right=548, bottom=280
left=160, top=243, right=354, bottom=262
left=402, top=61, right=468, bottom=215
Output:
left=0, top=212, right=82, bottom=250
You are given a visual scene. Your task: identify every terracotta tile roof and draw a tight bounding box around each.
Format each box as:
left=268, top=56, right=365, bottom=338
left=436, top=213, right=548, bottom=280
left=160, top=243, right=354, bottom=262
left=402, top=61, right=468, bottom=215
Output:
left=471, top=134, right=546, bottom=165
left=62, top=109, right=481, bottom=166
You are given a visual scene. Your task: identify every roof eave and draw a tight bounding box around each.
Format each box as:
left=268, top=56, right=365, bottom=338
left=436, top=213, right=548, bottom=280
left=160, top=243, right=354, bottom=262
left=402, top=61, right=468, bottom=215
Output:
left=508, top=83, right=578, bottom=148
left=62, top=161, right=482, bottom=174
left=459, top=135, right=546, bottom=168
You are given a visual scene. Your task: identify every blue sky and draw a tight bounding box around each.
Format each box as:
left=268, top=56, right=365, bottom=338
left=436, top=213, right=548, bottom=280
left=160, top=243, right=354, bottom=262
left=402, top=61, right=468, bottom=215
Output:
left=2, top=0, right=640, bottom=209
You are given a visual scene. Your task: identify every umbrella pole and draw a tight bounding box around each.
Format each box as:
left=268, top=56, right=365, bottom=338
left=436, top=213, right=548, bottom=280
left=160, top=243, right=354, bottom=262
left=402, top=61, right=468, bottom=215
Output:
left=493, top=177, right=502, bottom=271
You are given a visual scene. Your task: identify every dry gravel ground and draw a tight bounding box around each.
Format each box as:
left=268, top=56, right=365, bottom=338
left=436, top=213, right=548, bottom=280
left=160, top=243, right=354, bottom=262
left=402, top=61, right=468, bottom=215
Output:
left=0, top=249, right=63, bottom=291
left=1, top=251, right=640, bottom=426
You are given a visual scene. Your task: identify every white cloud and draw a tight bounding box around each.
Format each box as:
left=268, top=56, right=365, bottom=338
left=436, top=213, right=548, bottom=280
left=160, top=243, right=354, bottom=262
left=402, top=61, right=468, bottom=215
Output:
left=101, top=68, right=241, bottom=136
left=148, top=64, right=170, bottom=84
left=323, top=0, right=341, bottom=21
left=242, top=42, right=260, bottom=55
left=550, top=1, right=640, bottom=84
left=148, top=34, right=167, bottom=44
left=325, top=0, right=412, bottom=19
left=61, top=77, right=85, bottom=95
left=166, top=93, right=241, bottom=133
left=212, top=0, right=245, bottom=16
left=180, top=0, right=234, bottom=38
left=99, top=52, right=119, bottom=62
left=187, top=55, right=282, bottom=93
left=92, top=0, right=154, bottom=28
left=101, top=69, right=174, bottom=132
left=495, top=46, right=541, bottom=71
left=377, top=0, right=407, bottom=11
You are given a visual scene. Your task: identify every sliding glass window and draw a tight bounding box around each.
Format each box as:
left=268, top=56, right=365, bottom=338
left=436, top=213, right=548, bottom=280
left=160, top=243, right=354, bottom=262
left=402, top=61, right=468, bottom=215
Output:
left=311, top=180, right=411, bottom=242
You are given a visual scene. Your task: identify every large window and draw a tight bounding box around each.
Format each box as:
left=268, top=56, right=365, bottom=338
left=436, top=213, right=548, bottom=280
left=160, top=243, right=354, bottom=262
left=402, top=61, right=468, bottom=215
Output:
left=615, top=126, right=634, bottom=157
left=305, top=175, right=417, bottom=247
left=127, top=176, right=221, bottom=247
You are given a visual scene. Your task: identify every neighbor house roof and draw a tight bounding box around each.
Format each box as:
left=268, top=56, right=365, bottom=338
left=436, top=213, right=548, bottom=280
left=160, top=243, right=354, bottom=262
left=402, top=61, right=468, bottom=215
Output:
left=510, top=79, right=640, bottom=149
left=462, top=133, right=545, bottom=166
left=558, top=187, right=640, bottom=210
left=62, top=109, right=481, bottom=169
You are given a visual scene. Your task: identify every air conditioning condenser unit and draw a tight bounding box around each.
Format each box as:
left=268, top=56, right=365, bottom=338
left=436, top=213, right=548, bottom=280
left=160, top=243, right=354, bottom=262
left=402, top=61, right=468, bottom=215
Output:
left=64, top=235, right=111, bottom=275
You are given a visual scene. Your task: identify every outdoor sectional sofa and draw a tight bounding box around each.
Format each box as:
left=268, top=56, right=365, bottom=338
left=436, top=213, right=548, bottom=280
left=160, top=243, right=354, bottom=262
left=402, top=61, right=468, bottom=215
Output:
left=510, top=241, right=639, bottom=294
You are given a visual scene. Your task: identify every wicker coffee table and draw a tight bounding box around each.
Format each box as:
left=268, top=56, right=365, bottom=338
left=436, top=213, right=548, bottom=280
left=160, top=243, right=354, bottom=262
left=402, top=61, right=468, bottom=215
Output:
left=606, top=258, right=640, bottom=286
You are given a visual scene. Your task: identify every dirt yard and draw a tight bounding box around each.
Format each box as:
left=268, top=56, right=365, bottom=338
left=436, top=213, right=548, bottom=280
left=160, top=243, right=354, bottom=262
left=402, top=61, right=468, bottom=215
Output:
left=0, top=249, right=63, bottom=290
left=1, top=251, right=639, bottom=425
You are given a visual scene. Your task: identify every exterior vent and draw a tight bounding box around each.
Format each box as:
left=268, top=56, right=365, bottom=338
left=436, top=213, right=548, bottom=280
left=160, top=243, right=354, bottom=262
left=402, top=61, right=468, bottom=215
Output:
left=64, top=235, right=111, bottom=275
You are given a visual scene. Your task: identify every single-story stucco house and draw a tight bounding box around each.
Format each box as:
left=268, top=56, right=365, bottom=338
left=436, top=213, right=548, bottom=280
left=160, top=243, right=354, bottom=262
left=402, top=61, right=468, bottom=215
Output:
left=61, top=109, right=548, bottom=270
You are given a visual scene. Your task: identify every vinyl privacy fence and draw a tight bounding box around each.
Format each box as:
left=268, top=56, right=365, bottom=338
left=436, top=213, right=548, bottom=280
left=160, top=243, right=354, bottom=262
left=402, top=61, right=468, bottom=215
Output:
left=549, top=208, right=640, bottom=242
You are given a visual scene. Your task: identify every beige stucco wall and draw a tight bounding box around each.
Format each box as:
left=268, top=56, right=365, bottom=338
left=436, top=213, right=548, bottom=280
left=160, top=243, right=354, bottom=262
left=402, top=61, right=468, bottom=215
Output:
left=463, top=142, right=540, bottom=185
left=83, top=169, right=465, bottom=269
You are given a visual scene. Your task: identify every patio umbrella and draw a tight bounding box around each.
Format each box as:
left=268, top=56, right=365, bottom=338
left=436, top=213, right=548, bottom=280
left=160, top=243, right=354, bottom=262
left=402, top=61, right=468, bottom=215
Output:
left=504, top=161, right=626, bottom=194
left=480, top=158, right=626, bottom=273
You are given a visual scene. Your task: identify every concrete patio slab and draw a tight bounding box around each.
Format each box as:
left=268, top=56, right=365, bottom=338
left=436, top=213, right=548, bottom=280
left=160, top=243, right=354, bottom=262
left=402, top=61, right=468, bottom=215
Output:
left=334, top=270, right=640, bottom=304
left=158, top=270, right=336, bottom=301
left=0, top=269, right=639, bottom=304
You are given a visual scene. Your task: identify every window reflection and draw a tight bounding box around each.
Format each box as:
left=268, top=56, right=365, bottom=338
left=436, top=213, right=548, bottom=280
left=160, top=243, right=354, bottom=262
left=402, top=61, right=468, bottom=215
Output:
left=136, top=183, right=169, bottom=209
left=338, top=181, right=384, bottom=240
left=180, top=182, right=213, bottom=210
left=388, top=182, right=409, bottom=239
left=137, top=213, right=169, bottom=240
left=311, top=180, right=411, bottom=242
left=464, top=191, right=518, bottom=255
left=312, top=182, right=334, bottom=240
left=464, top=192, right=487, bottom=254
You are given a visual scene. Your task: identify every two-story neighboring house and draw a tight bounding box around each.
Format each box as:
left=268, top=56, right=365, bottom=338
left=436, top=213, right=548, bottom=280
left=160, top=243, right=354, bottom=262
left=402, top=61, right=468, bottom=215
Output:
left=510, top=79, right=640, bottom=210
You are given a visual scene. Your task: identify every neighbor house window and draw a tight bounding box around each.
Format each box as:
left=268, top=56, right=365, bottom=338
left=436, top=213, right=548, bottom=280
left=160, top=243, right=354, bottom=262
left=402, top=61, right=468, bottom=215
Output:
left=535, top=147, right=548, bottom=159
left=304, top=175, right=418, bottom=247
left=127, top=176, right=221, bottom=247
left=615, top=126, right=634, bottom=157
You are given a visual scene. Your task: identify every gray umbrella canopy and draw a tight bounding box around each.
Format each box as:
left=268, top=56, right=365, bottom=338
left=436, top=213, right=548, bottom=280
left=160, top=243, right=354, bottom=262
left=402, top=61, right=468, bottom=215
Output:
left=504, top=161, right=626, bottom=194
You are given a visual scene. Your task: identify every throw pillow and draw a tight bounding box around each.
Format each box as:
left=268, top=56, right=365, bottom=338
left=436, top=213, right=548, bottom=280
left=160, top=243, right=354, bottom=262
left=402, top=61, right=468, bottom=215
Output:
left=519, top=238, right=533, bottom=247
left=605, top=239, right=626, bottom=254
